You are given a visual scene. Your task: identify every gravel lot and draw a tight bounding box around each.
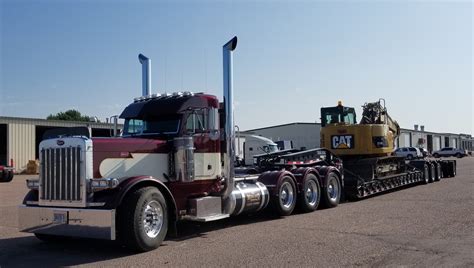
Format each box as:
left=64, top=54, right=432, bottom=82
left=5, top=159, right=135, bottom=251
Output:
left=1, top=157, right=473, bottom=267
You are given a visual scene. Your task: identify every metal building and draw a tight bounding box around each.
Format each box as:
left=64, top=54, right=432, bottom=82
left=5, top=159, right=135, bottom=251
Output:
left=0, top=116, right=122, bottom=172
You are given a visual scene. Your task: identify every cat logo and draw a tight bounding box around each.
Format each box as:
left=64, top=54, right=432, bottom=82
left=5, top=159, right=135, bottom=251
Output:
left=331, top=135, right=354, bottom=149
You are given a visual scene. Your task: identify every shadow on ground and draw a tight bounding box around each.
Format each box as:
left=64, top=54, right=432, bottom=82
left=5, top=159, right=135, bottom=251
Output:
left=0, top=210, right=281, bottom=266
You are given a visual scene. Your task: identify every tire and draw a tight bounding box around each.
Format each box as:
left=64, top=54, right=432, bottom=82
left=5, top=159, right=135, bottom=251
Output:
left=321, top=172, right=341, bottom=208
left=406, top=154, right=413, bottom=160
left=429, top=164, right=435, bottom=183
left=422, top=164, right=429, bottom=184
left=433, top=153, right=439, bottom=158
left=450, top=162, right=457, bottom=177
left=272, top=176, right=297, bottom=216
left=297, top=174, right=321, bottom=213
left=455, top=153, right=462, bottom=158
left=118, top=187, right=168, bottom=252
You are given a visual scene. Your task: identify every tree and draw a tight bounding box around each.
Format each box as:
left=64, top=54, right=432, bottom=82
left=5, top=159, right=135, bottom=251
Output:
left=47, top=109, right=97, bottom=122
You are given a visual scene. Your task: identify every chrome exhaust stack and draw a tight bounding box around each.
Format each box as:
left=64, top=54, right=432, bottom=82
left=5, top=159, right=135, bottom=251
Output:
left=222, top=36, right=238, bottom=215
left=138, top=54, right=151, bottom=96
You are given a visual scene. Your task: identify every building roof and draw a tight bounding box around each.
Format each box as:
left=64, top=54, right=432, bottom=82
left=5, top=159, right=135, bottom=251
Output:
left=244, top=122, right=320, bottom=132
left=0, top=116, right=123, bottom=129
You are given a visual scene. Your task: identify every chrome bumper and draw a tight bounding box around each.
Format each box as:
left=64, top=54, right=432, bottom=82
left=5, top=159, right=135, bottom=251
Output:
left=18, top=205, right=116, bottom=240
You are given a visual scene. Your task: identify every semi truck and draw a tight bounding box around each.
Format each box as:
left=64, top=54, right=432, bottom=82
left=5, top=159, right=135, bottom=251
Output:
left=235, top=134, right=279, bottom=166
left=18, top=37, right=344, bottom=252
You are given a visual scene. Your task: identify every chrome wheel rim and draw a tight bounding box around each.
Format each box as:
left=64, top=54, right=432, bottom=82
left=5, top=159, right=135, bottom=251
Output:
left=143, top=200, right=164, bottom=239
left=280, top=182, right=295, bottom=209
left=327, top=178, right=339, bottom=202
left=305, top=180, right=318, bottom=206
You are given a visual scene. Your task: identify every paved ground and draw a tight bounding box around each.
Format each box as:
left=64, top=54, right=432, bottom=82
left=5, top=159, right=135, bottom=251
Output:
left=0, top=157, right=473, bottom=267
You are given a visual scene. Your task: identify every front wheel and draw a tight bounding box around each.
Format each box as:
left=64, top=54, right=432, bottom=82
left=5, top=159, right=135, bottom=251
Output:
left=455, top=153, right=462, bottom=158
left=406, top=154, right=413, bottom=160
left=118, top=187, right=168, bottom=252
left=321, top=172, right=341, bottom=208
left=433, top=153, right=439, bottom=158
left=297, top=174, right=321, bottom=213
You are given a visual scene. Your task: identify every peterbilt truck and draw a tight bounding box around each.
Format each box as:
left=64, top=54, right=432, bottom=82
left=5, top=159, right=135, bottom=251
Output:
left=18, top=37, right=344, bottom=252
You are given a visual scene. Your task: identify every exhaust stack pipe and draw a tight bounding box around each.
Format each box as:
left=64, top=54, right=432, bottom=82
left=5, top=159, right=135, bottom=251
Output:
left=222, top=36, right=238, bottom=214
left=138, top=54, right=151, bottom=96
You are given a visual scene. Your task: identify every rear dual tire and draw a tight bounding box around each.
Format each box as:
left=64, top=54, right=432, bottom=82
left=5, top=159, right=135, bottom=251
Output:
left=297, top=174, right=321, bottom=213
left=321, top=172, right=341, bottom=208
left=273, top=176, right=297, bottom=216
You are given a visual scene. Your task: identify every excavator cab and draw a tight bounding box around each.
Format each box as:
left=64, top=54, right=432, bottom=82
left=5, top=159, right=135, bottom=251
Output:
left=321, top=103, right=357, bottom=127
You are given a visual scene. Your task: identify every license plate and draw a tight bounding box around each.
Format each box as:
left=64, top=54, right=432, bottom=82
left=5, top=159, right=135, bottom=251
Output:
left=53, top=211, right=68, bottom=224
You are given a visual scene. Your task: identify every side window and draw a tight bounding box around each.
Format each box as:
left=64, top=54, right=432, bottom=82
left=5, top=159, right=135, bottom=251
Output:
left=409, top=148, right=416, bottom=152
left=185, top=110, right=208, bottom=134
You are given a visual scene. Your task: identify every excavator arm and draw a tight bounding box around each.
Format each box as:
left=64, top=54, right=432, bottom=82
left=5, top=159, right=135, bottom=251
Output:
left=360, top=99, right=400, bottom=139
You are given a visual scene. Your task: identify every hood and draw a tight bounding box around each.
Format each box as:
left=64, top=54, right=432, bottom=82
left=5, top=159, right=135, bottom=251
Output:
left=92, top=137, right=170, bottom=178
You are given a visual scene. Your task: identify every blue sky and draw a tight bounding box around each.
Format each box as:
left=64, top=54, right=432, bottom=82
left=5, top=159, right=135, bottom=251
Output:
left=1, top=0, right=472, bottom=134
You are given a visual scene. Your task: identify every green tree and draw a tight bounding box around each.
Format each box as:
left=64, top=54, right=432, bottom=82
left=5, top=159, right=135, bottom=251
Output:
left=47, top=109, right=97, bottom=122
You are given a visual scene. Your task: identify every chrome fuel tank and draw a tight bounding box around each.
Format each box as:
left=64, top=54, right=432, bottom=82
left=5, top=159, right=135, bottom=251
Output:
left=231, top=181, right=269, bottom=216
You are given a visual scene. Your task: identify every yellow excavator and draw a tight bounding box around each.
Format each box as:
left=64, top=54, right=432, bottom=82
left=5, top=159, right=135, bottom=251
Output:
left=320, top=99, right=428, bottom=199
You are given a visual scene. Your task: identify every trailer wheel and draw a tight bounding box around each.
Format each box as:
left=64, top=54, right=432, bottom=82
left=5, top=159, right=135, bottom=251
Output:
left=422, top=164, right=429, bottom=184
left=321, top=172, right=341, bottom=208
left=298, top=174, right=321, bottom=213
left=434, top=164, right=441, bottom=181
left=273, top=176, right=297, bottom=216
left=118, top=186, right=168, bottom=252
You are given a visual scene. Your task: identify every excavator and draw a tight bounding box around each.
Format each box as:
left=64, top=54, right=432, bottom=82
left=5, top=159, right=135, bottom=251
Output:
left=320, top=99, right=452, bottom=199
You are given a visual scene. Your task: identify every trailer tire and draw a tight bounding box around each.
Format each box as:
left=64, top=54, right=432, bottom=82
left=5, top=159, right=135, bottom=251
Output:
left=297, top=174, right=321, bottom=213
left=272, top=176, right=297, bottom=216
left=321, top=172, right=341, bottom=208
left=422, top=164, right=429, bottom=184
left=118, top=186, right=168, bottom=252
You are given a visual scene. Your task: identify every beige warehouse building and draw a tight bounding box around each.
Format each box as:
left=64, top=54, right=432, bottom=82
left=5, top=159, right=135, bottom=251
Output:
left=0, top=116, right=122, bottom=172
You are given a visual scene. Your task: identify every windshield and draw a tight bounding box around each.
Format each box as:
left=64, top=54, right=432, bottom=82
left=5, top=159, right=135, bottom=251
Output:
left=123, top=118, right=180, bottom=136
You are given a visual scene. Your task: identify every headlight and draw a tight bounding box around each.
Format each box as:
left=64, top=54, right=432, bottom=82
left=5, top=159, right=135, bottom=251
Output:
left=26, top=179, right=40, bottom=190
left=89, top=178, right=119, bottom=192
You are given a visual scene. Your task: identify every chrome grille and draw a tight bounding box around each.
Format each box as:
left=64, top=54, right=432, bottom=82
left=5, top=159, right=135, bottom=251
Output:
left=40, top=147, right=82, bottom=202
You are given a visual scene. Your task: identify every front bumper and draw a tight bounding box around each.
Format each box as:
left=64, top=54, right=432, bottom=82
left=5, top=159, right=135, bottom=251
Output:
left=18, top=205, right=116, bottom=240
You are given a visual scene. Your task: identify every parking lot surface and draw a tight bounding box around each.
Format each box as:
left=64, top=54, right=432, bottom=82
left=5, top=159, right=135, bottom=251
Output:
left=1, top=157, right=473, bottom=267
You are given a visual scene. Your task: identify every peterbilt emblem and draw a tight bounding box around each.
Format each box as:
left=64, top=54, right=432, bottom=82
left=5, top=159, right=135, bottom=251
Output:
left=57, top=140, right=65, bottom=146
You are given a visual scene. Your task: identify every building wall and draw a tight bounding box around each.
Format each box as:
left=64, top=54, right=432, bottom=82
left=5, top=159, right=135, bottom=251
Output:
left=8, top=123, right=35, bottom=172
left=0, top=116, right=123, bottom=173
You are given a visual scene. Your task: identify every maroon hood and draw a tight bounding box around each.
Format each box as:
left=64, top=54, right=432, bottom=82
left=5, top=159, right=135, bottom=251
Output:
left=92, top=137, right=170, bottom=178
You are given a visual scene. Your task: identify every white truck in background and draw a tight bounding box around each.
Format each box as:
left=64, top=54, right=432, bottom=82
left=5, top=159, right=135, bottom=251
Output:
left=235, top=134, right=279, bottom=166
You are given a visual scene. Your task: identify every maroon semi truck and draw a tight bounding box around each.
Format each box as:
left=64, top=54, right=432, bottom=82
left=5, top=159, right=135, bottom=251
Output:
left=18, top=37, right=344, bottom=252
